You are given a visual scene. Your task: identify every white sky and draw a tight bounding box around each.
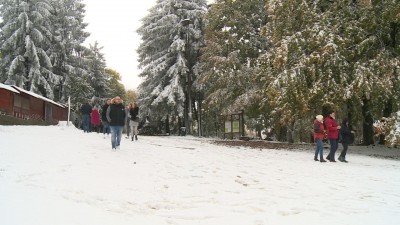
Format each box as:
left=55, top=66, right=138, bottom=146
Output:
left=83, top=0, right=157, bottom=91
left=83, top=0, right=214, bottom=91
left=1, top=123, right=400, bottom=224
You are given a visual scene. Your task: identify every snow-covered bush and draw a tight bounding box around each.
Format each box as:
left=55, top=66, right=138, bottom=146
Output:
left=384, top=112, right=400, bottom=147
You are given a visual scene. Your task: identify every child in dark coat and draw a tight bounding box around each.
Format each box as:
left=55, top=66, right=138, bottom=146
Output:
left=338, top=118, right=355, bottom=163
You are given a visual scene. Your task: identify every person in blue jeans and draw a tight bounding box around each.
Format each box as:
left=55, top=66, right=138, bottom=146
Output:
left=313, top=115, right=327, bottom=162
left=101, top=99, right=111, bottom=138
left=324, top=110, right=341, bottom=162
left=80, top=102, right=92, bottom=133
left=106, top=96, right=126, bottom=150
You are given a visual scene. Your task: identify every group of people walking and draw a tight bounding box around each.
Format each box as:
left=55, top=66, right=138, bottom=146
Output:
left=84, top=100, right=355, bottom=156
left=80, top=102, right=103, bottom=133
left=313, top=110, right=355, bottom=163
left=80, top=96, right=140, bottom=151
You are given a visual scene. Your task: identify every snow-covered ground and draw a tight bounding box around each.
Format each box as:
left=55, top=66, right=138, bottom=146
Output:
left=1, top=123, right=399, bottom=225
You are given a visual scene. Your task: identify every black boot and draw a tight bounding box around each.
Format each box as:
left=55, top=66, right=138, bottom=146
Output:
left=135, top=135, right=138, bottom=141
left=314, top=156, right=319, bottom=161
left=326, top=155, right=331, bottom=161
left=338, top=156, right=348, bottom=163
left=320, top=158, right=327, bottom=162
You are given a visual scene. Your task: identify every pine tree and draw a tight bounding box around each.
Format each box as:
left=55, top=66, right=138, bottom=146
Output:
left=259, top=0, right=400, bottom=143
left=87, top=42, right=109, bottom=98
left=198, top=0, right=268, bottom=136
left=0, top=0, right=61, bottom=99
left=66, top=61, right=94, bottom=111
left=106, top=68, right=126, bottom=100
left=48, top=0, right=90, bottom=102
left=260, top=0, right=339, bottom=142
left=334, top=0, right=400, bottom=144
left=137, top=0, right=207, bottom=134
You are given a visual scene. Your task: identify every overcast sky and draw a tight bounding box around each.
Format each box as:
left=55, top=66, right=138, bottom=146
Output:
left=83, top=0, right=213, bottom=91
left=83, top=0, right=157, bottom=90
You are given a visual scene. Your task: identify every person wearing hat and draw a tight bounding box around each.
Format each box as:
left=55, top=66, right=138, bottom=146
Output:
left=313, top=115, right=327, bottom=162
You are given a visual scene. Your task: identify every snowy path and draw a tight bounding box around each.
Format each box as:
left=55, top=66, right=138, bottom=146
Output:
left=0, top=124, right=400, bottom=225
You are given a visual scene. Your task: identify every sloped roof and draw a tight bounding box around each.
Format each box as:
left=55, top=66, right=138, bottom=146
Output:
left=11, top=85, right=65, bottom=108
left=0, top=83, right=20, bottom=93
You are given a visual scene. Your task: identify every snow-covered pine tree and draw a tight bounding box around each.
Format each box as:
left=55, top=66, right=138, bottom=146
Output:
left=48, top=0, right=90, bottom=102
left=58, top=43, right=94, bottom=110
left=260, top=0, right=344, bottom=142
left=330, top=0, right=400, bottom=145
left=198, top=0, right=268, bottom=137
left=137, top=0, right=207, bottom=134
left=259, top=0, right=400, bottom=143
left=87, top=41, right=109, bottom=99
left=66, top=61, right=94, bottom=111
left=0, top=0, right=62, bottom=99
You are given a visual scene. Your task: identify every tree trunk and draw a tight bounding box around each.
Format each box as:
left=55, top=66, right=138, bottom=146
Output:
left=362, top=97, right=374, bottom=145
left=345, top=101, right=356, bottom=144
left=287, top=120, right=295, bottom=143
left=165, top=116, right=170, bottom=135
left=178, top=116, right=183, bottom=136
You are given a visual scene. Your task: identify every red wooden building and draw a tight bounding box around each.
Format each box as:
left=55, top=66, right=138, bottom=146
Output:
left=0, top=83, right=68, bottom=123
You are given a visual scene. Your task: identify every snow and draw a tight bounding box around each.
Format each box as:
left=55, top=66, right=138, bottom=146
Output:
left=0, top=83, right=19, bottom=93
left=1, top=123, right=400, bottom=225
left=11, top=85, right=65, bottom=108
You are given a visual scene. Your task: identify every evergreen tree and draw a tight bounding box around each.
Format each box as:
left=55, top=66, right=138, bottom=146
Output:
left=137, top=0, right=207, bottom=134
left=260, top=0, right=337, bottom=142
left=336, top=0, right=400, bottom=144
left=106, top=68, right=126, bottom=100
left=67, top=61, right=94, bottom=111
left=0, top=0, right=61, bottom=99
left=198, top=0, right=268, bottom=136
left=259, top=0, right=400, bottom=143
left=48, top=0, right=90, bottom=102
left=87, top=42, right=109, bottom=98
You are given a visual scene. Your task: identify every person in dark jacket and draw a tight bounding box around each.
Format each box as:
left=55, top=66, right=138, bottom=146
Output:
left=325, top=110, right=341, bottom=162
left=314, top=115, right=327, bottom=162
left=101, top=99, right=111, bottom=138
left=106, top=96, right=126, bottom=150
left=125, top=104, right=131, bottom=139
left=129, top=102, right=140, bottom=141
left=338, top=118, right=355, bottom=163
left=80, top=102, right=92, bottom=133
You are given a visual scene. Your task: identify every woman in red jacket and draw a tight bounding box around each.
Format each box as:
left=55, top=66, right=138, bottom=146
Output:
left=324, top=110, right=341, bottom=162
left=314, top=115, right=327, bottom=162
left=90, top=106, right=101, bottom=133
